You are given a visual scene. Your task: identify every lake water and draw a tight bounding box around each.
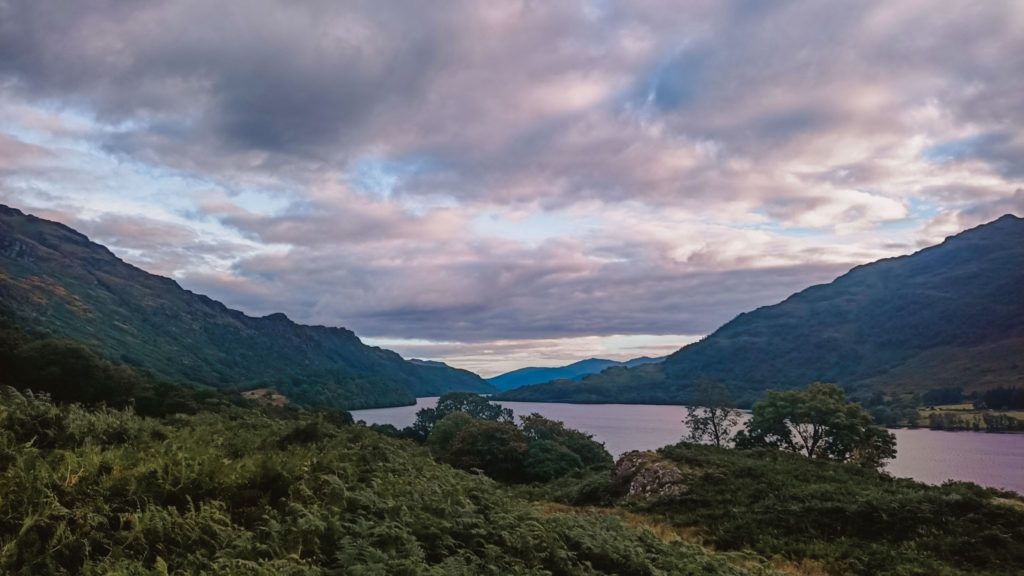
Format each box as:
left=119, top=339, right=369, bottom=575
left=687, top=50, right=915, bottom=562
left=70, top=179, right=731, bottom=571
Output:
left=352, top=397, right=1024, bottom=495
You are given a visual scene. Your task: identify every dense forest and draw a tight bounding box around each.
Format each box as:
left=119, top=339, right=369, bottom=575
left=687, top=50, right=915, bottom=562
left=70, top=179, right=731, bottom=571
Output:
left=497, top=214, right=1024, bottom=406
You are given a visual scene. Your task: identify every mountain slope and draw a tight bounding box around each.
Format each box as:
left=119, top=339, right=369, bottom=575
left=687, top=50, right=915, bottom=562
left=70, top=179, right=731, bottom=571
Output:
left=488, top=356, right=664, bottom=390
left=496, top=215, right=1024, bottom=406
left=0, top=205, right=493, bottom=409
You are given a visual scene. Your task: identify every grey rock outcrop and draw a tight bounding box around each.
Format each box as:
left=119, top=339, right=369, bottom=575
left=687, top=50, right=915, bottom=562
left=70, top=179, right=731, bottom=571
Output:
left=615, top=451, right=687, bottom=498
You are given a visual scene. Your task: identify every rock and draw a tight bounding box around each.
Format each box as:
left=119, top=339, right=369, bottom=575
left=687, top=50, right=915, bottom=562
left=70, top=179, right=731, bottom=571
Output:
left=615, top=451, right=688, bottom=498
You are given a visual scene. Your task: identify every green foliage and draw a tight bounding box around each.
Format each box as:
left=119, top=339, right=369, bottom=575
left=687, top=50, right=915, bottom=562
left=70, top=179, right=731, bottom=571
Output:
left=683, top=381, right=741, bottom=447
left=0, top=315, right=241, bottom=417
left=0, top=388, right=758, bottom=576
left=8, top=338, right=141, bottom=404
left=523, top=440, right=584, bottom=482
left=981, top=412, right=1024, bottom=432
left=420, top=401, right=614, bottom=484
left=411, top=392, right=514, bottom=439
left=735, top=383, right=896, bottom=469
left=928, top=411, right=973, bottom=430
left=862, top=391, right=921, bottom=427
left=613, top=443, right=1024, bottom=576
left=425, top=411, right=475, bottom=455
left=519, top=414, right=613, bottom=470
left=443, top=420, right=530, bottom=482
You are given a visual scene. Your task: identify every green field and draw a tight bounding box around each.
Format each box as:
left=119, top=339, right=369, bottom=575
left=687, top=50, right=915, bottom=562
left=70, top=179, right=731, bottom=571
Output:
left=916, top=404, right=1024, bottom=430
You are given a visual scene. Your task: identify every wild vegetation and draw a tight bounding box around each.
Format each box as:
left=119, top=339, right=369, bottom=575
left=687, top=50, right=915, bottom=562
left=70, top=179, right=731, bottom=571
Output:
left=2, top=344, right=1024, bottom=576
left=0, top=311, right=235, bottom=417
left=735, top=383, right=896, bottom=469
left=373, top=392, right=614, bottom=484
left=683, top=382, right=741, bottom=447
left=375, top=388, right=1024, bottom=574
left=535, top=442, right=1024, bottom=576
left=0, top=388, right=779, bottom=576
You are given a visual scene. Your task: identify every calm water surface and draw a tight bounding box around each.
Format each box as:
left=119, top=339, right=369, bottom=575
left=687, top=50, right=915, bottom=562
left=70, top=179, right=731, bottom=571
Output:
left=352, top=397, right=1024, bottom=494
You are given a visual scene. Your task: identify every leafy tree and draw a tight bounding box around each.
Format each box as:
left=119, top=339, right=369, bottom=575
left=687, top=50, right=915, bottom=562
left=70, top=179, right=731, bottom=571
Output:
left=520, top=413, right=612, bottom=468
left=981, top=412, right=1024, bottom=432
left=524, top=440, right=584, bottom=482
left=735, top=383, right=896, bottom=468
left=411, top=392, right=513, bottom=439
left=425, top=412, right=612, bottom=483
left=425, top=411, right=475, bottom=455
left=9, top=339, right=141, bottom=405
left=443, top=420, right=528, bottom=482
left=683, top=381, right=741, bottom=447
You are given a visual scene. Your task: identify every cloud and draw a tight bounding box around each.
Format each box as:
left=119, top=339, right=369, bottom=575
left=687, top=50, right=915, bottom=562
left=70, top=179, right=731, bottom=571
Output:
left=1, top=0, right=1022, bottom=370
left=0, top=133, right=49, bottom=171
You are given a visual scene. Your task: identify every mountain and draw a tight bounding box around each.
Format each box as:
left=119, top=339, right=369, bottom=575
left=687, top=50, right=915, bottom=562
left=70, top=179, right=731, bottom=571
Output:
left=496, top=215, right=1024, bottom=406
left=0, top=205, right=494, bottom=409
left=488, top=356, right=665, bottom=390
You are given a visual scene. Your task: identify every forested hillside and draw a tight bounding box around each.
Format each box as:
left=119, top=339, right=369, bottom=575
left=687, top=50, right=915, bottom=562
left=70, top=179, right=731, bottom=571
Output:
left=0, top=205, right=493, bottom=409
left=498, top=215, right=1024, bottom=406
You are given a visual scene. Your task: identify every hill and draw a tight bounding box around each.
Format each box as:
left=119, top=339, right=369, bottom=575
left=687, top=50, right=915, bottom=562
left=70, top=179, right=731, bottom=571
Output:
left=0, top=389, right=774, bottom=576
left=496, top=215, right=1024, bottom=406
left=488, top=356, right=664, bottom=390
left=0, top=204, right=493, bottom=409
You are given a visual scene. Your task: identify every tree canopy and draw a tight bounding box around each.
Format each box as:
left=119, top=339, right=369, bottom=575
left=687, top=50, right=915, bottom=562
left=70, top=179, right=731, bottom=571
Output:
left=683, top=381, right=741, bottom=447
left=411, top=392, right=514, bottom=439
left=413, top=395, right=613, bottom=483
left=735, top=383, right=896, bottom=468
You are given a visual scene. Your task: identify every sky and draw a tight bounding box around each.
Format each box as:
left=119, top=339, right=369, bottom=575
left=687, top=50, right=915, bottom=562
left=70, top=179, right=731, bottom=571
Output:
left=1, top=0, right=1022, bottom=377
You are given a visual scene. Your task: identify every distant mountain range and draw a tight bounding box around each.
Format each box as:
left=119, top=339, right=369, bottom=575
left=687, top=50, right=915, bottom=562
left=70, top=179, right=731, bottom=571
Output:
left=0, top=205, right=494, bottom=409
left=496, top=214, right=1024, bottom=406
left=488, top=356, right=665, bottom=390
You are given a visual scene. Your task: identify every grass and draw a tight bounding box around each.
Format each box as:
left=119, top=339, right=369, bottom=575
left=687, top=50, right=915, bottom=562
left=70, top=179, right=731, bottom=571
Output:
left=535, top=443, right=1024, bottom=576
left=916, top=405, right=1024, bottom=429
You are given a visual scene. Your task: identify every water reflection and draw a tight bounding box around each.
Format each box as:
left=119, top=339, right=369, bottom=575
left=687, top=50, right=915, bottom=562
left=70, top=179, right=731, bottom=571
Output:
left=352, top=397, right=1024, bottom=494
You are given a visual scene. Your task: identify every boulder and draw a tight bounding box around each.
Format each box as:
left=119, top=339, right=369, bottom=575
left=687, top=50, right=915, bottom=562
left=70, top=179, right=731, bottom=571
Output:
left=615, top=451, right=688, bottom=498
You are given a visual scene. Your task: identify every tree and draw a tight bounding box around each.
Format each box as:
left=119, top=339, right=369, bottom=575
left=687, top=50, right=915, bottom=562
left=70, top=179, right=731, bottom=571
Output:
left=683, top=381, right=741, bottom=447
left=411, top=392, right=513, bottom=439
left=443, top=420, right=528, bottom=482
left=735, top=383, right=896, bottom=469
left=426, top=411, right=474, bottom=455
left=519, top=413, right=612, bottom=468
left=523, top=440, right=584, bottom=482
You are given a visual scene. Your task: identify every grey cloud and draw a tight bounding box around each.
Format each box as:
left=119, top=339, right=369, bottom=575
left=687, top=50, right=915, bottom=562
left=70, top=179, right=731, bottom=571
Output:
left=66, top=212, right=252, bottom=276
left=3, top=0, right=1021, bottom=214
left=1, top=0, right=1022, bottom=357
left=177, top=220, right=850, bottom=342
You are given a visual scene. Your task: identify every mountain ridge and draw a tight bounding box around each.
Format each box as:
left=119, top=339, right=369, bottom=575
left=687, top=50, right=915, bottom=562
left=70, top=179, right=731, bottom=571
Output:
left=0, top=204, right=494, bottom=409
left=496, top=214, right=1024, bottom=406
left=487, top=355, right=665, bottom=390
